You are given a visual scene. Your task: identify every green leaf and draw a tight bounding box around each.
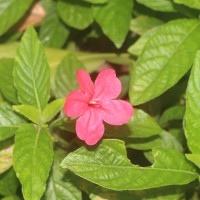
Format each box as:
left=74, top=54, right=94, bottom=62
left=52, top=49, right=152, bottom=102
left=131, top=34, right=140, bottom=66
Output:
left=136, top=0, right=177, bottom=12
left=54, top=54, right=85, bottom=98
left=0, top=168, right=19, bottom=196
left=93, top=0, right=133, bottom=48
left=14, top=26, right=50, bottom=111
left=0, top=58, right=18, bottom=104
left=13, top=99, right=65, bottom=125
left=57, top=0, right=93, bottom=30
left=129, top=19, right=200, bottom=105
left=0, top=103, right=27, bottom=141
left=61, top=109, right=161, bottom=139
left=39, top=1, right=69, bottom=48
left=13, top=125, right=53, bottom=200
left=186, top=154, right=200, bottom=169
left=185, top=51, right=200, bottom=154
left=160, top=131, right=183, bottom=153
left=159, top=105, right=185, bottom=127
left=106, top=109, right=162, bottom=139
left=61, top=140, right=197, bottom=190
left=42, top=99, right=65, bottom=124
left=126, top=136, right=161, bottom=150
left=130, top=15, right=163, bottom=35
left=80, top=0, right=107, bottom=4
left=0, top=91, right=4, bottom=103
left=126, top=130, right=183, bottom=152
left=1, top=196, right=20, bottom=200
left=0, top=0, right=33, bottom=36
left=44, top=150, right=81, bottom=200
left=128, top=27, right=158, bottom=57
left=0, top=145, right=13, bottom=174
left=173, top=0, right=200, bottom=9
left=13, top=105, right=41, bottom=125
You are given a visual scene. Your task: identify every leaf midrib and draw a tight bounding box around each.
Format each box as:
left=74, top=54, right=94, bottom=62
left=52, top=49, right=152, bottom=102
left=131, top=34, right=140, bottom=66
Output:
left=64, top=162, right=197, bottom=176
left=29, top=41, right=42, bottom=112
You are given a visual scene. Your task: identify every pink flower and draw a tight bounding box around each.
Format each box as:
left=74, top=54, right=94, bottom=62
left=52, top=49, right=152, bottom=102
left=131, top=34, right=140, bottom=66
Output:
left=64, top=69, right=134, bottom=145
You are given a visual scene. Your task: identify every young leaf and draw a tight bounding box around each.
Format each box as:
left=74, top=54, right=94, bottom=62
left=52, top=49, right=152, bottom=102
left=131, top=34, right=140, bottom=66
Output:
left=54, top=54, right=85, bottom=98
left=0, top=168, right=19, bottom=196
left=44, top=150, right=81, bottom=200
left=173, top=0, right=200, bottom=10
left=0, top=0, right=33, bottom=36
left=13, top=99, right=64, bottom=125
left=137, top=0, right=177, bottom=12
left=13, top=125, right=53, bottom=200
left=42, top=98, right=65, bottom=124
left=13, top=105, right=41, bottom=125
left=93, top=0, right=133, bottom=48
left=0, top=58, right=18, bottom=104
left=186, top=154, right=200, bottom=169
left=14, top=26, right=50, bottom=111
left=0, top=103, right=27, bottom=141
left=185, top=51, right=200, bottom=154
left=130, top=19, right=200, bottom=105
left=39, top=1, right=69, bottom=48
left=0, top=145, right=13, bottom=174
left=61, top=139, right=197, bottom=190
left=57, top=0, right=93, bottom=30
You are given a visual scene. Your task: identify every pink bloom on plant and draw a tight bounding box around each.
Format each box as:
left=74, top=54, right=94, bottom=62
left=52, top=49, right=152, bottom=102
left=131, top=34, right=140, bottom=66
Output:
left=64, top=69, right=134, bottom=145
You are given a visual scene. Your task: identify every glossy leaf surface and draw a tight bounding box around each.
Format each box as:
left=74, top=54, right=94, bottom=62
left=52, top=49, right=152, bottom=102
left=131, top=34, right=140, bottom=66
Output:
left=61, top=140, right=197, bottom=190
left=130, top=19, right=200, bottom=105
left=14, top=27, right=50, bottom=111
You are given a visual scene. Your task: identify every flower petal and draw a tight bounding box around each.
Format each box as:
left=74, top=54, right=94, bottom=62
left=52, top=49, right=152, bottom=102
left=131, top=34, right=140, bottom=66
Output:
left=76, top=109, right=104, bottom=145
left=94, top=69, right=122, bottom=100
left=77, top=70, right=94, bottom=99
left=100, top=100, right=134, bottom=125
left=64, top=89, right=89, bottom=118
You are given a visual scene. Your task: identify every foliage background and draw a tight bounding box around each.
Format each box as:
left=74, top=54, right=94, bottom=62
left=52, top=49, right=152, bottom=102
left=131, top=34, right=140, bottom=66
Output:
left=0, top=0, right=200, bottom=199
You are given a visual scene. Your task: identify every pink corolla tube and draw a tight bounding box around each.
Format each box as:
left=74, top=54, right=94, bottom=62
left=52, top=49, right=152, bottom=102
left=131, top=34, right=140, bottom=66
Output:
left=64, top=69, right=134, bottom=145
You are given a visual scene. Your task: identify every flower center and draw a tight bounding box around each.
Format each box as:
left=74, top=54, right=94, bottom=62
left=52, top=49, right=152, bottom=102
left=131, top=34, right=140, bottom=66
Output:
left=89, top=99, right=102, bottom=108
